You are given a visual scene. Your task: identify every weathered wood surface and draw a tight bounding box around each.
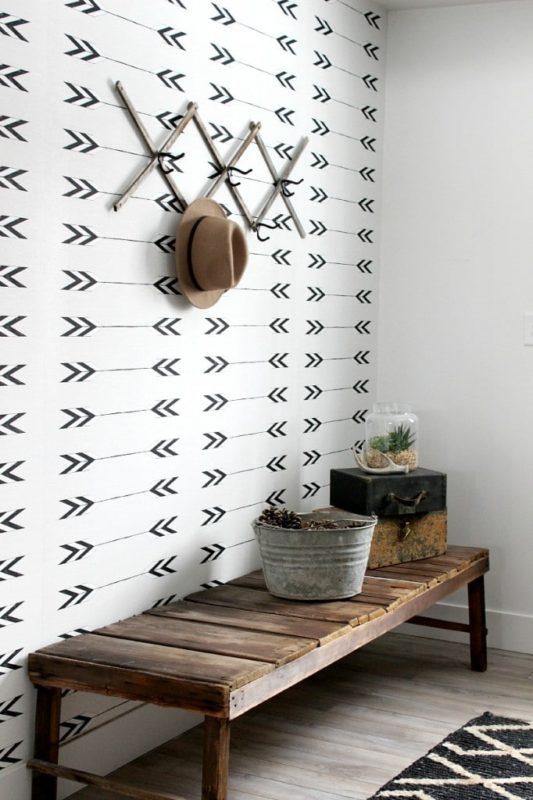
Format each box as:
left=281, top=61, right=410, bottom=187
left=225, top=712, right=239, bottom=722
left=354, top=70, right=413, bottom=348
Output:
left=202, top=717, right=231, bottom=800
left=31, top=687, right=61, bottom=800
left=28, top=546, right=490, bottom=799
left=147, top=601, right=351, bottom=645
left=30, top=634, right=273, bottom=688
left=228, top=556, right=489, bottom=718
left=29, top=546, right=489, bottom=710
left=28, top=759, right=187, bottom=800
left=186, top=585, right=387, bottom=626
left=28, top=653, right=230, bottom=714
left=98, top=614, right=317, bottom=666
left=75, top=632, right=528, bottom=800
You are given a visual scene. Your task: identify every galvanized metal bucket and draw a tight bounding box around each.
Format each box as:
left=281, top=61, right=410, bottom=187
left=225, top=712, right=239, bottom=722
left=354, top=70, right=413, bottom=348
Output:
left=252, top=509, right=377, bottom=601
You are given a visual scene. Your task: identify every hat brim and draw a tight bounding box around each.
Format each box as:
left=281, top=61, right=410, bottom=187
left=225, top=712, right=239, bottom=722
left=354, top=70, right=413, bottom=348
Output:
left=176, top=198, right=227, bottom=309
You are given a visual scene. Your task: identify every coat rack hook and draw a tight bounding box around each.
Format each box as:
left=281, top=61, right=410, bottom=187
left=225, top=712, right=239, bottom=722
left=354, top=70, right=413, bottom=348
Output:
left=158, top=151, right=185, bottom=175
left=227, top=165, right=252, bottom=187
left=279, top=177, right=303, bottom=198
left=254, top=220, right=279, bottom=242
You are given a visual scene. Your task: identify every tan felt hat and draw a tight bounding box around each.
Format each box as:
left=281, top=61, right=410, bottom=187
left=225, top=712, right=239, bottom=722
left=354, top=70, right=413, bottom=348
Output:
left=176, top=198, right=248, bottom=309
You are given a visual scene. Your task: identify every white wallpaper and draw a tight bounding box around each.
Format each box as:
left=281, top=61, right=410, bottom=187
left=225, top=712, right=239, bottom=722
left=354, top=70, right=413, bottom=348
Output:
left=0, top=0, right=384, bottom=795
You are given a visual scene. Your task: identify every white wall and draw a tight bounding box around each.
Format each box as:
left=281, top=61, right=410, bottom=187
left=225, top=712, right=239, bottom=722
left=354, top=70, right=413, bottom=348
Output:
left=0, top=0, right=385, bottom=795
left=379, top=0, right=533, bottom=653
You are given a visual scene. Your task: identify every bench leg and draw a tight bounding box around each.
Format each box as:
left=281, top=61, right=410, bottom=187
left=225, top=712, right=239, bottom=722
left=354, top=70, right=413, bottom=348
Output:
left=202, top=717, right=230, bottom=800
left=468, top=574, right=487, bottom=672
left=31, top=687, right=62, bottom=800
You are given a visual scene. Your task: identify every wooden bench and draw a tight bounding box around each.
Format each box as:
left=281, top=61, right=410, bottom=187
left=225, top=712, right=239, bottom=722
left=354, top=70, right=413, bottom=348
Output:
left=28, top=544, right=489, bottom=800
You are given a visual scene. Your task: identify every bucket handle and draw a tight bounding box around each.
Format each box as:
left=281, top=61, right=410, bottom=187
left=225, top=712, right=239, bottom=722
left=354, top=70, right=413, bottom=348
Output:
left=387, top=490, right=427, bottom=509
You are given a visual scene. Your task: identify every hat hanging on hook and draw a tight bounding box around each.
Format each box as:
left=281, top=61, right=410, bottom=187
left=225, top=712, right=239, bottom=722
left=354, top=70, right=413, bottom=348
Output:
left=176, top=198, right=248, bottom=309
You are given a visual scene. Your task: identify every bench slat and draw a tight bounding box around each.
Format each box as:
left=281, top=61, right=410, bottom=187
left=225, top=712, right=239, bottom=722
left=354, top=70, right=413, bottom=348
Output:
left=231, top=572, right=425, bottom=604
left=97, top=614, right=317, bottom=667
left=147, top=601, right=352, bottom=645
left=186, top=585, right=387, bottom=626
left=28, top=654, right=229, bottom=714
left=32, top=634, right=273, bottom=689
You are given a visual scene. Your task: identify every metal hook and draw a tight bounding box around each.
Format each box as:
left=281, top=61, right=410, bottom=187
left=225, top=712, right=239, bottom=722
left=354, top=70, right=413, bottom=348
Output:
left=158, top=151, right=185, bottom=175
left=254, top=220, right=279, bottom=242
left=279, top=177, right=303, bottom=198
left=227, top=165, right=253, bottom=187
left=207, top=164, right=253, bottom=187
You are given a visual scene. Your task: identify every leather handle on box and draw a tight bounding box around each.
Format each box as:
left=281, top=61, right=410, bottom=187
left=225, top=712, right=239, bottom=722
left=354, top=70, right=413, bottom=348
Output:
left=387, top=490, right=427, bottom=509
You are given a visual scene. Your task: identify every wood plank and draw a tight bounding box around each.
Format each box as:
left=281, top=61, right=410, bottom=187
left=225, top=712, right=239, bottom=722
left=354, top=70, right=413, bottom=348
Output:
left=231, top=573, right=401, bottom=609
left=233, top=571, right=428, bottom=597
left=186, top=585, right=386, bottom=626
left=146, top=601, right=350, bottom=645
left=29, top=759, right=187, bottom=800
left=31, top=687, right=61, bottom=800
left=230, top=571, right=267, bottom=590
left=28, top=654, right=229, bottom=715
left=361, top=576, right=426, bottom=592
left=445, top=545, right=489, bottom=561
left=366, top=567, right=439, bottom=586
left=202, top=718, right=230, bottom=800
left=228, top=556, right=489, bottom=718
left=32, top=634, right=273, bottom=690
left=97, top=615, right=317, bottom=667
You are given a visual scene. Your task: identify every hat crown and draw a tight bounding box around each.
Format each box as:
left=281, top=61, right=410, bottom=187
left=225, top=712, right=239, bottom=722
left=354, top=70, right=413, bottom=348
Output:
left=190, top=216, right=246, bottom=292
left=176, top=197, right=249, bottom=309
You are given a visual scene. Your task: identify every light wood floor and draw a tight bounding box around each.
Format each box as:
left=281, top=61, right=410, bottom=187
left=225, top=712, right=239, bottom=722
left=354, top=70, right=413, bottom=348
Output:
left=77, top=633, right=533, bottom=800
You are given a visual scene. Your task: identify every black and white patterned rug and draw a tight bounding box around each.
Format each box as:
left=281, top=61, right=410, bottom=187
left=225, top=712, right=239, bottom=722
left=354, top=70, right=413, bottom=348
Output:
left=369, top=711, right=533, bottom=799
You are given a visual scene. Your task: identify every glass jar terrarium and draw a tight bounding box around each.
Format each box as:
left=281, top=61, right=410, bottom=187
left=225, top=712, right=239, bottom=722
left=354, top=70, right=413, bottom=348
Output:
left=363, top=403, right=418, bottom=472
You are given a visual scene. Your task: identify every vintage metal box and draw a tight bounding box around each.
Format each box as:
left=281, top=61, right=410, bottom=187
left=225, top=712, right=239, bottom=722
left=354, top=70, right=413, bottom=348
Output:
left=330, top=467, right=446, bottom=517
left=367, top=510, right=447, bottom=568
left=319, top=505, right=448, bottom=569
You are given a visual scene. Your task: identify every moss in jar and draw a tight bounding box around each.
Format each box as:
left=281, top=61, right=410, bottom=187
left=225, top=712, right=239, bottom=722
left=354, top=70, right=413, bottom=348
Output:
left=367, top=425, right=417, bottom=470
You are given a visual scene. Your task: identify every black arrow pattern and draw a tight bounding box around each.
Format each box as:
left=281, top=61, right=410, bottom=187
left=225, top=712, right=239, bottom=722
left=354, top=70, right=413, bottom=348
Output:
left=66, top=0, right=102, bottom=13
left=64, top=129, right=98, bottom=153
left=0, top=557, right=23, bottom=580
left=201, top=543, right=225, bottom=563
left=0, top=365, right=25, bottom=386
left=210, top=43, right=234, bottom=66
left=63, top=177, right=98, bottom=199
left=59, top=585, right=93, bottom=609
left=0, top=462, right=24, bottom=484
left=277, top=35, right=297, bottom=55
left=0, top=265, right=26, bottom=287
left=0, top=650, right=22, bottom=674
left=0, top=216, right=27, bottom=239
left=209, top=82, right=234, bottom=104
left=159, top=28, right=186, bottom=49
left=0, top=741, right=23, bottom=768
left=277, top=0, right=297, bottom=19
left=64, top=82, right=99, bottom=107
left=0, top=603, right=23, bottom=627
left=314, top=16, right=333, bottom=36
left=0, top=316, right=25, bottom=336
left=62, top=224, right=97, bottom=245
left=0, top=413, right=25, bottom=435
left=0, top=0, right=382, bottom=769
left=0, top=13, right=29, bottom=41
left=0, top=167, right=27, bottom=191
left=211, top=4, right=235, bottom=26
left=149, top=556, right=177, bottom=577
left=0, top=509, right=24, bottom=533
left=60, top=713, right=93, bottom=742
left=0, top=117, right=28, bottom=142
left=64, top=35, right=100, bottom=62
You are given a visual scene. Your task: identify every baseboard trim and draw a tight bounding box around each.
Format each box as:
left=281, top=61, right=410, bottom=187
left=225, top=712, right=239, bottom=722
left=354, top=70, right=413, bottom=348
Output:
left=400, top=602, right=533, bottom=655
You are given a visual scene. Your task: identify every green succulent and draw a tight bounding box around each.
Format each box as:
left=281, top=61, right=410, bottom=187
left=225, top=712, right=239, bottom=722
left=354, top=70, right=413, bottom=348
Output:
left=369, top=435, right=390, bottom=453
left=387, top=424, right=416, bottom=453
